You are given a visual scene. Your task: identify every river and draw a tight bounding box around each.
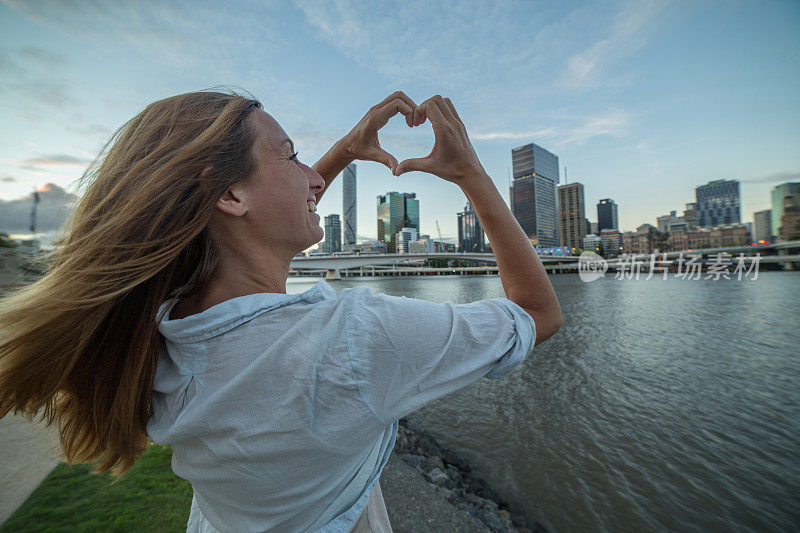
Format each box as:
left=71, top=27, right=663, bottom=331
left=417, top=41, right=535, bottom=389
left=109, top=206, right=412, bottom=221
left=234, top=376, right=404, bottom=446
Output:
left=288, top=271, right=800, bottom=531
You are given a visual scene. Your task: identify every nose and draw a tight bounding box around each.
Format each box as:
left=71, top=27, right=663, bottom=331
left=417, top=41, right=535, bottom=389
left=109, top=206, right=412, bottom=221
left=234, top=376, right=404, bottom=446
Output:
left=304, top=163, right=325, bottom=193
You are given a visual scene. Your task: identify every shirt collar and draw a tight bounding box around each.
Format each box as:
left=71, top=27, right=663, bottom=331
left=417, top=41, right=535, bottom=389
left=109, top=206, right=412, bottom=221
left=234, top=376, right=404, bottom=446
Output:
left=157, top=280, right=336, bottom=344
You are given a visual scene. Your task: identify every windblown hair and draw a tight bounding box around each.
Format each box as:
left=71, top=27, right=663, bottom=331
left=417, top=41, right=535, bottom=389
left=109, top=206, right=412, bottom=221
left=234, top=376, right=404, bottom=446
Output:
left=0, top=88, right=262, bottom=475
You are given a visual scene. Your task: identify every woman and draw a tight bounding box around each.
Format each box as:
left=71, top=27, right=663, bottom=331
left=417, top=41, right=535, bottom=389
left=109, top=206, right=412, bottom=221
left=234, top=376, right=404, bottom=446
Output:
left=0, top=88, right=561, bottom=532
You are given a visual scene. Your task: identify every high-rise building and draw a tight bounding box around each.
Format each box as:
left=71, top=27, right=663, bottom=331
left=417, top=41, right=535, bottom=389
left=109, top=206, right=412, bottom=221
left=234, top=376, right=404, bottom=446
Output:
left=323, top=214, right=341, bottom=254
left=770, top=182, right=800, bottom=240
left=753, top=209, right=772, bottom=242
left=781, top=194, right=800, bottom=241
left=597, top=198, right=618, bottom=231
left=342, top=163, right=357, bottom=245
left=395, top=227, right=419, bottom=254
left=510, top=142, right=559, bottom=247
left=557, top=182, right=585, bottom=249
left=695, top=179, right=741, bottom=227
left=377, top=192, right=419, bottom=253
left=457, top=202, right=486, bottom=252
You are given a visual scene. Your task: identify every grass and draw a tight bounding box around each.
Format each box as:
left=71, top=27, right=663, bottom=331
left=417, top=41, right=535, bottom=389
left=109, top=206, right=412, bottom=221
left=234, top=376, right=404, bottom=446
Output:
left=1, top=445, right=193, bottom=533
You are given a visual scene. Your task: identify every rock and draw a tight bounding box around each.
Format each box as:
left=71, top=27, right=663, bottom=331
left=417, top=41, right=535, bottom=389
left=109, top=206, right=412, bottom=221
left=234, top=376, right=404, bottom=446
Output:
left=422, top=454, right=445, bottom=473
left=424, top=467, right=453, bottom=488
left=472, top=507, right=510, bottom=532
left=397, top=453, right=425, bottom=472
left=498, top=509, right=512, bottom=522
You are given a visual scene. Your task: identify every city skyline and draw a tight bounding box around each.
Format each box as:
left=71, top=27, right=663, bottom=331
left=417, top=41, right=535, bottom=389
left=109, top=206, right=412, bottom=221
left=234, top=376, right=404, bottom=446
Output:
left=0, top=1, right=798, bottom=239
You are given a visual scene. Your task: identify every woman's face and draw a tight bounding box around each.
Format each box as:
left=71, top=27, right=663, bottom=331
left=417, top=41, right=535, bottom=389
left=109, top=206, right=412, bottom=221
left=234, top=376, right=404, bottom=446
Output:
left=227, top=109, right=325, bottom=255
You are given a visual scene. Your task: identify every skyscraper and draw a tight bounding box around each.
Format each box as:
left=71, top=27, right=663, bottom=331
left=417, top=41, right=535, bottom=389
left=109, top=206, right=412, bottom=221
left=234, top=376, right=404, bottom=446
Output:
left=323, top=214, right=341, bottom=254
left=695, top=179, right=741, bottom=227
left=753, top=209, right=771, bottom=242
left=770, top=182, right=800, bottom=239
left=342, top=163, right=357, bottom=246
left=377, top=192, right=419, bottom=253
left=557, top=182, right=585, bottom=249
left=510, top=142, right=559, bottom=247
left=597, top=198, right=619, bottom=232
left=457, top=202, right=486, bottom=252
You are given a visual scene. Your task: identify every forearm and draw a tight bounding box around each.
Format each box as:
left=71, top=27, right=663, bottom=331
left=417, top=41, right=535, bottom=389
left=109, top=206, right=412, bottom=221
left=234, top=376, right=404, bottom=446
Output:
left=459, top=173, right=561, bottom=325
left=311, top=140, right=354, bottom=204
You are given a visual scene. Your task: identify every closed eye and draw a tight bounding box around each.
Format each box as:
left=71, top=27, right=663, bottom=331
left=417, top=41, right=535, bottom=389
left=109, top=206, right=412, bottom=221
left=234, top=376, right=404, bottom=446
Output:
left=289, top=150, right=299, bottom=163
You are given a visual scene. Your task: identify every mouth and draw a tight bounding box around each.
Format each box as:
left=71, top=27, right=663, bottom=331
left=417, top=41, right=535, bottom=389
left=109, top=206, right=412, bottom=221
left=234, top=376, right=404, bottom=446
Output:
left=307, top=199, right=317, bottom=213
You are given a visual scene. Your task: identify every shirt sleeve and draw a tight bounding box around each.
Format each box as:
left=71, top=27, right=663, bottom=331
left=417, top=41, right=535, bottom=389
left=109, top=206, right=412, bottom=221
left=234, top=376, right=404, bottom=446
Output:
left=343, top=287, right=537, bottom=424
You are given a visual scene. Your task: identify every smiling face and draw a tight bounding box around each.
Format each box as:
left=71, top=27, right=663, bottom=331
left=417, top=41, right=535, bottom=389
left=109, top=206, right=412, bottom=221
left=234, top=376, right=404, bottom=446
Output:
left=213, top=109, right=325, bottom=257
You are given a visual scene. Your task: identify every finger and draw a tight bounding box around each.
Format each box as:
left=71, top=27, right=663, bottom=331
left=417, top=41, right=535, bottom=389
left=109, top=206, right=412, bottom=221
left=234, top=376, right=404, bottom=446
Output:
left=368, top=148, right=399, bottom=173
left=416, top=96, right=451, bottom=136
left=376, top=90, right=416, bottom=111
left=394, top=156, right=433, bottom=176
left=416, top=97, right=446, bottom=129
left=444, top=97, right=464, bottom=128
left=432, top=95, right=457, bottom=124
left=373, top=98, right=414, bottom=129
left=375, top=91, right=417, bottom=125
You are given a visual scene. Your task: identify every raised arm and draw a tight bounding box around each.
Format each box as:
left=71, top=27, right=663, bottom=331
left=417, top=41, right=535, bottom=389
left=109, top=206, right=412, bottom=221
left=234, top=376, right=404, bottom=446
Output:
left=311, top=91, right=419, bottom=204
left=394, top=95, right=562, bottom=346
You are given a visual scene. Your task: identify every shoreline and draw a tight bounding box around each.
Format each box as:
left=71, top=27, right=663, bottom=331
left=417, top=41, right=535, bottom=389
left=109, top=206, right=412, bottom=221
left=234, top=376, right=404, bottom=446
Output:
left=395, top=418, right=547, bottom=533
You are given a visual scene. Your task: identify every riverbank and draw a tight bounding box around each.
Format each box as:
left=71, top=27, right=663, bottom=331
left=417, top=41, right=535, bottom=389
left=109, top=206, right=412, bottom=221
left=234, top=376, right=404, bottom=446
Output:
left=395, top=418, right=547, bottom=532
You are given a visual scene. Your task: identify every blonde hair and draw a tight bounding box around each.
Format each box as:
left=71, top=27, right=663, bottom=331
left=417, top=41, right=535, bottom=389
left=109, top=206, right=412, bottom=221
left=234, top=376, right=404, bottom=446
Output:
left=0, top=88, right=262, bottom=475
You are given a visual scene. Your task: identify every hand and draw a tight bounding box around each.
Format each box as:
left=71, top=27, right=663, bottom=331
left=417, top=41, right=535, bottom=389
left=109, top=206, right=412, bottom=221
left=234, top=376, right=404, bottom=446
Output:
left=338, top=90, right=421, bottom=174
left=393, top=95, right=486, bottom=183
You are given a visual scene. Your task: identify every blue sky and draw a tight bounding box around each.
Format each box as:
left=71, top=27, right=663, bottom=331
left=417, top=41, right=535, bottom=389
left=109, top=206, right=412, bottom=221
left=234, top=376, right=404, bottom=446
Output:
left=0, top=0, right=798, bottom=240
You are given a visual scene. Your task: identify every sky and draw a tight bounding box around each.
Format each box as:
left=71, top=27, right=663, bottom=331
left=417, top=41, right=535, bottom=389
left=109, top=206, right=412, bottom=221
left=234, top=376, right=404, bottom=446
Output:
left=0, top=0, right=798, bottom=242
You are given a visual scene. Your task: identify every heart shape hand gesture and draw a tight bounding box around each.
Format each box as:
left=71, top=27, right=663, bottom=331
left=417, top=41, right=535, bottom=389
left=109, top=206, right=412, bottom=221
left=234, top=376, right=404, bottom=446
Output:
left=339, top=92, right=487, bottom=184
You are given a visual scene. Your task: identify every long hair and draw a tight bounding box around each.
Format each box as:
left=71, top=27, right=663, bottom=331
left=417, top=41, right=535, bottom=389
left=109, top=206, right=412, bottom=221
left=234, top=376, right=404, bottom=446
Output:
left=0, top=88, right=262, bottom=475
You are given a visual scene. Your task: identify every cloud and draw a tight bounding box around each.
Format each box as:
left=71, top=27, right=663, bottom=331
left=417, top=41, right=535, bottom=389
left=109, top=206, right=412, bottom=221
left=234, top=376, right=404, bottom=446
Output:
left=8, top=153, right=93, bottom=173
left=471, top=110, right=629, bottom=148
left=0, top=45, right=79, bottom=114
left=0, top=182, right=78, bottom=233
left=294, top=0, right=557, bottom=90
left=741, top=171, right=800, bottom=184
left=3, top=0, right=285, bottom=71
left=562, top=0, right=668, bottom=89
left=1, top=175, right=17, bottom=182
left=472, top=128, right=556, bottom=141
left=17, top=154, right=92, bottom=166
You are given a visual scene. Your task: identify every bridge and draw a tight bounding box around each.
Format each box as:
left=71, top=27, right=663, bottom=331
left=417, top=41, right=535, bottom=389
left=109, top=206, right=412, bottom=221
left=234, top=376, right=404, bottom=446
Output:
left=290, top=252, right=574, bottom=279
left=290, top=241, right=800, bottom=279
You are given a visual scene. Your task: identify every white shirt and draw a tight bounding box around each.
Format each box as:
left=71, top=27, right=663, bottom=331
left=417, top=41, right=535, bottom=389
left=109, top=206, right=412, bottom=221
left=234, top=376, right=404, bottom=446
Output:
left=147, top=280, right=537, bottom=532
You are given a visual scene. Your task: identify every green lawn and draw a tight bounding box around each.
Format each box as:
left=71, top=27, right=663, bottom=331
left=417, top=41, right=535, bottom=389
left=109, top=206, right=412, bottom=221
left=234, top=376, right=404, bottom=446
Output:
left=1, top=445, right=193, bottom=533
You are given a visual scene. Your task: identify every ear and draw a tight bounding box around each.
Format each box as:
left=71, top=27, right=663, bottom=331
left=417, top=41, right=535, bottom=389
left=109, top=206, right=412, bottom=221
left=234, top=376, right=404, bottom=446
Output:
left=215, top=182, right=249, bottom=217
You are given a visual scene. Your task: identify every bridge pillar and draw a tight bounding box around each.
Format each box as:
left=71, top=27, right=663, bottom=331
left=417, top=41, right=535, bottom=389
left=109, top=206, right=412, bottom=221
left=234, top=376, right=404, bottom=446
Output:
left=779, top=249, right=797, bottom=271
left=325, top=268, right=341, bottom=280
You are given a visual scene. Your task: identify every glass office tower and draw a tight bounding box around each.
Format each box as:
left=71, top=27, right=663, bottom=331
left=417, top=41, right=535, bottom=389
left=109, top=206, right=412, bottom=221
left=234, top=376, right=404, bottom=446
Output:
left=457, top=202, right=486, bottom=252
left=323, top=214, right=341, bottom=253
left=342, top=163, right=357, bottom=245
left=377, top=192, right=419, bottom=253
left=695, top=179, right=741, bottom=227
left=597, top=198, right=619, bottom=232
left=510, top=143, right=560, bottom=247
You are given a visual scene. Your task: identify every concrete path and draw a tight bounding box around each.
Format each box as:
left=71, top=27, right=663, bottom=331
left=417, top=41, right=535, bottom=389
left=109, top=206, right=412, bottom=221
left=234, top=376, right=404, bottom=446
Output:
left=0, top=413, right=61, bottom=524
left=381, top=453, right=490, bottom=532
